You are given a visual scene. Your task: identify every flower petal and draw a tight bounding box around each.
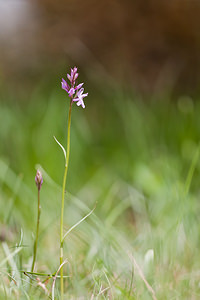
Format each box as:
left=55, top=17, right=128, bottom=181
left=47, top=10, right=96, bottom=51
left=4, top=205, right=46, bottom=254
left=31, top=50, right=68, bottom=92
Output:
left=61, top=78, right=69, bottom=92
left=68, top=87, right=75, bottom=97
left=74, top=73, right=79, bottom=81
left=67, top=74, right=71, bottom=82
left=75, top=83, right=84, bottom=90
left=77, top=99, right=85, bottom=108
left=82, top=92, right=88, bottom=98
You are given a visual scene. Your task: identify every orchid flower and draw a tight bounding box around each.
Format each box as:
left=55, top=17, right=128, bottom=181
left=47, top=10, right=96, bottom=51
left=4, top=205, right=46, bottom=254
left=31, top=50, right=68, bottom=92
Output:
left=61, top=67, right=88, bottom=108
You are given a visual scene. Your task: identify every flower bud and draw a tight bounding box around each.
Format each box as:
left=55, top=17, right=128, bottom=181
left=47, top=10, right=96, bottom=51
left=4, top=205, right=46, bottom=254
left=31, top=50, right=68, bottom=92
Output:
left=35, top=170, right=43, bottom=190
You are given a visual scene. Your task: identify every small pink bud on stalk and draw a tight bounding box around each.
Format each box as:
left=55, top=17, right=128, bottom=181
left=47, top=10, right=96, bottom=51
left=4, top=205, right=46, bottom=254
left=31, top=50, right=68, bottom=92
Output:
left=31, top=170, right=43, bottom=275
left=35, top=170, right=43, bottom=191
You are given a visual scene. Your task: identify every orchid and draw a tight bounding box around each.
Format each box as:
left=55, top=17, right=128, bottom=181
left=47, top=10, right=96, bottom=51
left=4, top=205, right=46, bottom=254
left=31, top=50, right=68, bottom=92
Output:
left=59, top=66, right=88, bottom=299
left=61, top=67, right=88, bottom=108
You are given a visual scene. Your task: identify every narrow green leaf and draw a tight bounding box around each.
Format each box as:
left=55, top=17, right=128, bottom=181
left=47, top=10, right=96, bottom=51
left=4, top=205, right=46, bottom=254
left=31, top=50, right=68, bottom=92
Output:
left=54, top=136, right=66, bottom=160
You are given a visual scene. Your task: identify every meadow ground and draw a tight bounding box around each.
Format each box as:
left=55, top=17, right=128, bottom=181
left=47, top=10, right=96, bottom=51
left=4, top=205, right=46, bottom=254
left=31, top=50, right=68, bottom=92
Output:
left=0, top=85, right=200, bottom=299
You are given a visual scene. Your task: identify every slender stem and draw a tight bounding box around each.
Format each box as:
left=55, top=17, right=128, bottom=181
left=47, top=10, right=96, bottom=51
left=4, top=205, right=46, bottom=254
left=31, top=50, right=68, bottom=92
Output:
left=31, top=188, right=41, bottom=273
left=60, top=100, right=72, bottom=300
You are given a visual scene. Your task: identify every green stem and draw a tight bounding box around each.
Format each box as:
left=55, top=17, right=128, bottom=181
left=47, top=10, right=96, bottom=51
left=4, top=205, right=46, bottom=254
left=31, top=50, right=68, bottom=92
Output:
left=60, top=100, right=72, bottom=300
left=31, top=188, right=41, bottom=273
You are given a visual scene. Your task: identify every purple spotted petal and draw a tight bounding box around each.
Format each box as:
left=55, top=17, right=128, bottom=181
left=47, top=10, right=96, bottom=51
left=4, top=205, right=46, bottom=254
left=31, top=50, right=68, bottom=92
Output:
left=67, top=67, right=78, bottom=86
left=72, top=67, right=77, bottom=75
left=75, top=83, right=84, bottom=90
left=67, top=73, right=71, bottom=82
left=68, top=87, right=75, bottom=97
left=74, top=73, right=79, bottom=81
left=61, top=78, right=69, bottom=92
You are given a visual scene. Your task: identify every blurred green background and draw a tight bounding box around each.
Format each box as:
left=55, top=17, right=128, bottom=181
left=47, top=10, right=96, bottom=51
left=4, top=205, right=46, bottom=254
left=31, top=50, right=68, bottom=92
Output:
left=1, top=1, right=200, bottom=299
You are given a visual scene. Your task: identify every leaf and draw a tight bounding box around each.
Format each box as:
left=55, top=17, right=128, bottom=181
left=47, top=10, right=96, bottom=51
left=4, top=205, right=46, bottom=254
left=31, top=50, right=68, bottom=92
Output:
left=0, top=243, right=22, bottom=268
left=1, top=242, right=23, bottom=287
left=62, top=204, right=96, bottom=243
left=53, top=136, right=66, bottom=160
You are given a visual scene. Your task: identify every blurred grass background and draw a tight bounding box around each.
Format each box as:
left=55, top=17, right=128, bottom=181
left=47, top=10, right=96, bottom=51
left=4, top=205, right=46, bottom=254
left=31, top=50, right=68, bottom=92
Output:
left=1, top=1, right=200, bottom=299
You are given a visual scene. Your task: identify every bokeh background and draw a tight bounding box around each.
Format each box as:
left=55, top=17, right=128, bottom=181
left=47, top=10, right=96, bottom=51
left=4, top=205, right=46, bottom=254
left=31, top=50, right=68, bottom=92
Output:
left=1, top=1, right=200, bottom=299
left=2, top=0, right=200, bottom=93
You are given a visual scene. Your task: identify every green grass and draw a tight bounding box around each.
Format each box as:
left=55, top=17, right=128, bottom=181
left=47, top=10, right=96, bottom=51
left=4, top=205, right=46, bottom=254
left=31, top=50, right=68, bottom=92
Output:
left=0, top=86, right=200, bottom=299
